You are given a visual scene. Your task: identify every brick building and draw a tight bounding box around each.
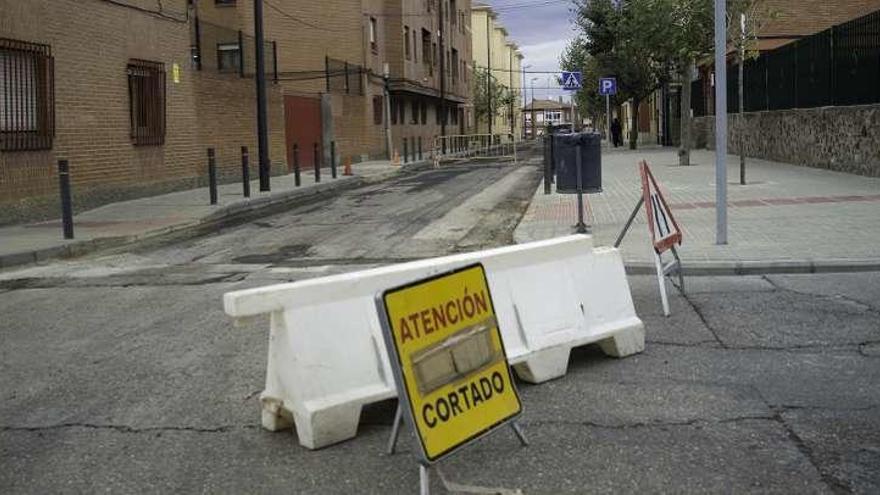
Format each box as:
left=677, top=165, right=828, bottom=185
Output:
left=195, top=0, right=473, bottom=168
left=0, top=0, right=472, bottom=225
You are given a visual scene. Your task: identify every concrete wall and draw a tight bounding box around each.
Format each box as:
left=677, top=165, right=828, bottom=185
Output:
left=693, top=104, right=880, bottom=177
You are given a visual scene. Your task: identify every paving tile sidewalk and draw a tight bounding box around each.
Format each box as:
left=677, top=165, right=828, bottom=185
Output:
left=515, top=148, right=880, bottom=272
left=0, top=159, right=427, bottom=268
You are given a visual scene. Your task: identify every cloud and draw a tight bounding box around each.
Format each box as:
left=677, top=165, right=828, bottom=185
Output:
left=486, top=1, right=577, bottom=102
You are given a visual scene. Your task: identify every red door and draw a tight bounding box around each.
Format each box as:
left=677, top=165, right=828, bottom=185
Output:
left=284, top=96, right=322, bottom=171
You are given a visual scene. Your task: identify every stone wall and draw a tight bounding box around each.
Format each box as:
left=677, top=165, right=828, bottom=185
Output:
left=693, top=104, right=880, bottom=177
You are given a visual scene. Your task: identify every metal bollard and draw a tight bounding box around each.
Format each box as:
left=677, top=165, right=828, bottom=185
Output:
left=293, top=143, right=301, bottom=187
left=208, top=148, right=218, bottom=205
left=241, top=146, right=251, bottom=198
left=57, top=160, right=74, bottom=239
left=330, top=141, right=337, bottom=179
left=313, top=142, right=321, bottom=183
left=404, top=138, right=409, bottom=164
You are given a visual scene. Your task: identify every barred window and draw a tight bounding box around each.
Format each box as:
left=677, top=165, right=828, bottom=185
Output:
left=0, top=38, right=54, bottom=152
left=127, top=59, right=166, bottom=146
left=217, top=43, right=241, bottom=73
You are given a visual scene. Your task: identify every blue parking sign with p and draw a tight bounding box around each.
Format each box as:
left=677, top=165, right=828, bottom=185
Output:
left=561, top=71, right=582, bottom=91
left=600, top=78, right=617, bottom=96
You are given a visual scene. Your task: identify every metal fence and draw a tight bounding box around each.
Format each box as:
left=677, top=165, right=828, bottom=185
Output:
left=695, top=9, right=880, bottom=115
left=192, top=18, right=277, bottom=80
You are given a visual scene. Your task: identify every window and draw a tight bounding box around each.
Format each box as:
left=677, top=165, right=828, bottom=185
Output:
left=421, top=29, right=432, bottom=73
left=410, top=100, right=419, bottom=124
left=432, top=42, right=438, bottom=67
left=127, top=59, right=166, bottom=146
left=404, top=26, right=411, bottom=60
left=420, top=101, right=427, bottom=125
left=1, top=38, right=54, bottom=151
left=217, top=43, right=241, bottom=73
left=450, top=1, right=457, bottom=25
left=451, top=49, right=459, bottom=81
left=390, top=98, right=398, bottom=125
left=435, top=103, right=442, bottom=125
left=369, top=17, right=378, bottom=53
left=215, top=0, right=236, bottom=5
left=373, top=95, right=383, bottom=125
left=398, top=97, right=406, bottom=124
left=412, top=30, right=418, bottom=63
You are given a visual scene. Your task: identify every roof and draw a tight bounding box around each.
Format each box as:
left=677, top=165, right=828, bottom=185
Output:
left=524, top=99, right=573, bottom=111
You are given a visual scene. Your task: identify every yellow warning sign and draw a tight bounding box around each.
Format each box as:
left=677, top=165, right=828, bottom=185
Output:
left=378, top=264, right=522, bottom=463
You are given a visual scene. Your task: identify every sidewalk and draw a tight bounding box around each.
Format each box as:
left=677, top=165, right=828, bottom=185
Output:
left=0, top=159, right=428, bottom=269
left=515, top=148, right=880, bottom=273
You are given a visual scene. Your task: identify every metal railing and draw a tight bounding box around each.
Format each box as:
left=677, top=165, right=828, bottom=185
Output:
left=694, top=9, right=880, bottom=116
left=432, top=134, right=518, bottom=167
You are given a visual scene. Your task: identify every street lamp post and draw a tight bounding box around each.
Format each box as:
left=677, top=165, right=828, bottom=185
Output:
left=530, top=77, right=539, bottom=139
left=521, top=64, right=532, bottom=139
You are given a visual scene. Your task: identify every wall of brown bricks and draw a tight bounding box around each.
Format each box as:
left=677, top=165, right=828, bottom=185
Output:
left=0, top=0, right=286, bottom=225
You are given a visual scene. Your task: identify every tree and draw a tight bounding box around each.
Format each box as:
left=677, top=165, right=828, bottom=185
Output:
left=663, top=0, right=714, bottom=166
left=728, top=0, right=776, bottom=183
left=572, top=0, right=677, bottom=149
left=473, top=67, right=515, bottom=134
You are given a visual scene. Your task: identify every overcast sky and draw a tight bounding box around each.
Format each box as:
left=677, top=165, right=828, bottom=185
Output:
left=484, top=0, right=577, bottom=102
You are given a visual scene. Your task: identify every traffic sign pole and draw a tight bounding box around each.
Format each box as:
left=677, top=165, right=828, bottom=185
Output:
left=714, top=0, right=728, bottom=245
left=605, top=94, right=611, bottom=145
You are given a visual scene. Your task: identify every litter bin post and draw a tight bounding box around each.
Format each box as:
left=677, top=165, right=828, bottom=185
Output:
left=575, top=146, right=588, bottom=234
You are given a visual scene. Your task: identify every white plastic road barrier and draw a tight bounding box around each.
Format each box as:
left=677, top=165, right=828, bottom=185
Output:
left=223, top=235, right=644, bottom=449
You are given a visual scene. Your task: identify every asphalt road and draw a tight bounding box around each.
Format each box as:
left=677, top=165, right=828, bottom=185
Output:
left=1, top=158, right=878, bottom=494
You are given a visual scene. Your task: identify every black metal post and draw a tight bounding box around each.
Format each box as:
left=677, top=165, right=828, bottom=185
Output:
left=254, top=0, right=271, bottom=192
left=194, top=15, right=202, bottom=71
left=313, top=142, right=321, bottom=183
left=237, top=30, right=245, bottom=77
left=330, top=141, right=337, bottom=179
left=208, top=148, right=218, bottom=205
left=241, top=146, right=251, bottom=197
left=404, top=138, right=409, bottom=164
left=272, top=41, right=278, bottom=84
left=58, top=160, right=74, bottom=239
left=293, top=144, right=301, bottom=186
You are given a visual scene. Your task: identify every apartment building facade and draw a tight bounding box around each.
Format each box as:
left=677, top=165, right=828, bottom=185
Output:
left=471, top=3, right=523, bottom=139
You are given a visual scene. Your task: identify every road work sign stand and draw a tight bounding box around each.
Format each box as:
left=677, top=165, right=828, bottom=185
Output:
left=615, top=161, right=684, bottom=317
left=376, top=264, right=527, bottom=494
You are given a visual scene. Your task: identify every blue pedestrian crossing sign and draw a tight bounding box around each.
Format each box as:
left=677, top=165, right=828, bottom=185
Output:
left=561, top=71, right=582, bottom=91
left=599, top=77, right=618, bottom=96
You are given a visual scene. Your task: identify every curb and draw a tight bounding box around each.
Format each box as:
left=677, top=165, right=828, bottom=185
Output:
left=0, top=161, right=430, bottom=270
left=624, top=258, right=880, bottom=276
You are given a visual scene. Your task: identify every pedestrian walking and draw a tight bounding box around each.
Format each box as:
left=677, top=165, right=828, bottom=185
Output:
left=611, top=118, right=623, bottom=148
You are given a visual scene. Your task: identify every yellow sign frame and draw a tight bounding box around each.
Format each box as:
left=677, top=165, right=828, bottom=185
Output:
left=377, top=263, right=522, bottom=464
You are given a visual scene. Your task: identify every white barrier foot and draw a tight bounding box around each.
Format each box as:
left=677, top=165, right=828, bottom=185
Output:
left=293, top=403, right=363, bottom=450
left=597, top=325, right=646, bottom=358
left=512, top=346, right=571, bottom=383
left=260, top=397, right=294, bottom=432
